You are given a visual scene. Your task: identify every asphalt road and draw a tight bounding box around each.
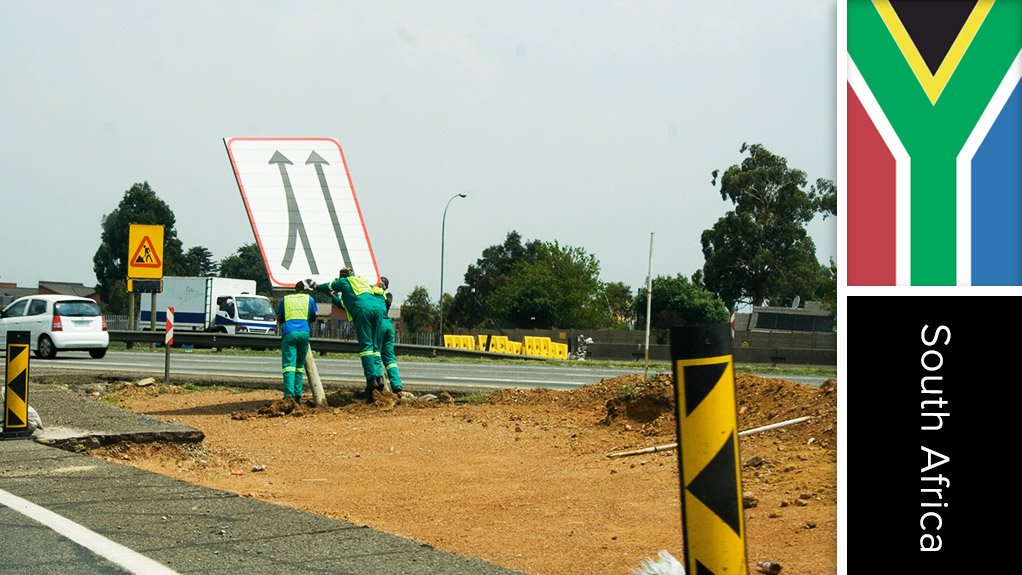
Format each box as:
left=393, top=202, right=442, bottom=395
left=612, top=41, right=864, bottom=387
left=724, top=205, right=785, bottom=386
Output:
left=25, top=350, right=831, bottom=390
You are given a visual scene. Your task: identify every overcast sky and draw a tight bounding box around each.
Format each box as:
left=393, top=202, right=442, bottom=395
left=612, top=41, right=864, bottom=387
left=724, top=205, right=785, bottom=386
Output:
left=0, top=1, right=837, bottom=305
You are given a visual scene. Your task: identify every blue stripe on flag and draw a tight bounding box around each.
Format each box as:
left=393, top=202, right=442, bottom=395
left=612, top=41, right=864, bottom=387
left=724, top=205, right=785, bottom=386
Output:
left=973, top=81, right=1022, bottom=285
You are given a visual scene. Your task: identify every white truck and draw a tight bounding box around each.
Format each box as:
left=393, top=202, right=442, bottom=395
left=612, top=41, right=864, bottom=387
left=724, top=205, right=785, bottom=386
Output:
left=139, top=276, right=278, bottom=335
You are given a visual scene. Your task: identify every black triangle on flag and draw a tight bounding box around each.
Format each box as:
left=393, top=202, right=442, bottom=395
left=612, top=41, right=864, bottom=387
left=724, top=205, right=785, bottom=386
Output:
left=686, top=432, right=741, bottom=536
left=889, top=0, right=979, bottom=75
left=683, top=362, right=727, bottom=417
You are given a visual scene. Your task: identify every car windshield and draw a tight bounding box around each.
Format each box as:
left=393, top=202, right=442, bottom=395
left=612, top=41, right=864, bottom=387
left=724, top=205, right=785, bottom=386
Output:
left=54, top=300, right=101, bottom=317
left=236, top=296, right=275, bottom=320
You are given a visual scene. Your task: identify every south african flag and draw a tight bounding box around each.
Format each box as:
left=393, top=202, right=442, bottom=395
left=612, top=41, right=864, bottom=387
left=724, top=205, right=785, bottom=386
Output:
left=847, top=0, right=1021, bottom=285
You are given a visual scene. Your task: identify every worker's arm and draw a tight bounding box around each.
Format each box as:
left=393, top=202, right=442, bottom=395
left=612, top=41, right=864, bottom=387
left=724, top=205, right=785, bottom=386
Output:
left=308, top=296, right=318, bottom=323
left=330, top=293, right=346, bottom=311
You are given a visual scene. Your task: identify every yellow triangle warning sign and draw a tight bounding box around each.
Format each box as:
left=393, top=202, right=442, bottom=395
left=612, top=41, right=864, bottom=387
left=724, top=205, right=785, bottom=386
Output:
left=131, top=236, right=162, bottom=268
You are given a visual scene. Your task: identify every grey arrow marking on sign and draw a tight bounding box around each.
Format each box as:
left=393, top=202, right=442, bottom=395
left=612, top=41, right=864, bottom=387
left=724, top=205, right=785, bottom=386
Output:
left=306, top=151, right=353, bottom=270
left=269, top=151, right=318, bottom=274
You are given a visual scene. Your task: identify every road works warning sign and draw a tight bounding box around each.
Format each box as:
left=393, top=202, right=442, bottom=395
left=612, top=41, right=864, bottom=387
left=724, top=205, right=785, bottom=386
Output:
left=127, top=224, right=164, bottom=279
left=224, top=137, right=380, bottom=289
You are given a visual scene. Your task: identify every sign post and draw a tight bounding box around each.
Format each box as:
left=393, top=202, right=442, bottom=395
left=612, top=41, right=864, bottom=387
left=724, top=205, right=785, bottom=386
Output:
left=165, top=307, right=174, bottom=383
left=3, top=331, right=31, bottom=439
left=305, top=346, right=326, bottom=407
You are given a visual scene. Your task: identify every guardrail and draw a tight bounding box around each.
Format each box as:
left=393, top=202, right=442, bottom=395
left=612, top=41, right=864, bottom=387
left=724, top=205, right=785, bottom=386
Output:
left=107, top=331, right=551, bottom=361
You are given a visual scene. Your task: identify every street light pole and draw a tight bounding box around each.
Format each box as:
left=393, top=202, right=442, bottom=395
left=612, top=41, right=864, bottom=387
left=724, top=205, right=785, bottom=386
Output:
left=439, top=193, right=467, bottom=347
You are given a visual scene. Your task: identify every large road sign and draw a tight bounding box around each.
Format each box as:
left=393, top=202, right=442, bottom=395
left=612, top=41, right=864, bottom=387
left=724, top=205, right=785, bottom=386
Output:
left=224, top=137, right=380, bottom=289
left=127, top=224, right=165, bottom=280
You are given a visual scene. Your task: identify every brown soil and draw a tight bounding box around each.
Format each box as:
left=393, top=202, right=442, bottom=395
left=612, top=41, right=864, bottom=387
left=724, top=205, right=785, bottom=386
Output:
left=84, top=373, right=837, bottom=575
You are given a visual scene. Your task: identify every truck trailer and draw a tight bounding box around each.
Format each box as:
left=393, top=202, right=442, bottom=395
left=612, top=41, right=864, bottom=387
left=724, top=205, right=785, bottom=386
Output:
left=139, top=276, right=277, bottom=335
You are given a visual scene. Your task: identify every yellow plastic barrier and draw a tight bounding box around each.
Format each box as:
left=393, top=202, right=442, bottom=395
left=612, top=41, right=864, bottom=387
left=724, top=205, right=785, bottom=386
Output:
left=508, top=341, right=523, bottom=355
left=552, top=342, right=568, bottom=359
left=522, top=336, right=538, bottom=356
left=460, top=335, right=476, bottom=350
left=539, top=337, right=552, bottom=357
left=478, top=335, right=488, bottom=350
left=444, top=334, right=454, bottom=348
left=489, top=336, right=508, bottom=353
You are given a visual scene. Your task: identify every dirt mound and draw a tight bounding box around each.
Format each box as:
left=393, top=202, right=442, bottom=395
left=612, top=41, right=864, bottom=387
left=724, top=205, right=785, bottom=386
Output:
left=490, top=372, right=836, bottom=446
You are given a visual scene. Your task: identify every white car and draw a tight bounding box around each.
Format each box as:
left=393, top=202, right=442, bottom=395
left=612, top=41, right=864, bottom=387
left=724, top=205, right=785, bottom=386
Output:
left=0, top=295, right=109, bottom=359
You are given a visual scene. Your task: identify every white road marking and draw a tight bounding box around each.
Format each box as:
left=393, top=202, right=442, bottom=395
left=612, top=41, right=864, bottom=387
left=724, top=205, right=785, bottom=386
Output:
left=0, top=488, right=180, bottom=575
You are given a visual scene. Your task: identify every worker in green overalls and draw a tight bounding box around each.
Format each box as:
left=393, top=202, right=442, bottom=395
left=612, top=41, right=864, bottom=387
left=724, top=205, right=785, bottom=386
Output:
left=314, top=268, right=387, bottom=400
left=373, top=276, right=404, bottom=395
left=275, top=280, right=318, bottom=402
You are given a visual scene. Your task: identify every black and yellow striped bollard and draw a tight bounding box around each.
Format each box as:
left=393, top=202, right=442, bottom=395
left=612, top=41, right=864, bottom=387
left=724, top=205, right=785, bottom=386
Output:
left=670, top=323, right=748, bottom=575
left=3, top=330, right=32, bottom=439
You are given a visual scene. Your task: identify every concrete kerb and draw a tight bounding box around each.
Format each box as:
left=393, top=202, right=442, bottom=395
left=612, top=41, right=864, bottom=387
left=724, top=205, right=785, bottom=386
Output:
left=23, top=384, right=205, bottom=451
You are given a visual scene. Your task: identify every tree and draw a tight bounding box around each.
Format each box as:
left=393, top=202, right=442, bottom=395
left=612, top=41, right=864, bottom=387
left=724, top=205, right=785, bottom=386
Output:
left=700, top=143, right=835, bottom=308
left=490, top=242, right=611, bottom=329
left=603, top=281, right=635, bottom=328
left=446, top=231, right=541, bottom=328
left=814, top=258, right=837, bottom=320
left=400, top=286, right=438, bottom=333
left=93, top=181, right=189, bottom=313
left=219, top=243, right=271, bottom=295
left=635, top=274, right=729, bottom=330
left=447, top=232, right=613, bottom=330
left=184, top=246, right=219, bottom=276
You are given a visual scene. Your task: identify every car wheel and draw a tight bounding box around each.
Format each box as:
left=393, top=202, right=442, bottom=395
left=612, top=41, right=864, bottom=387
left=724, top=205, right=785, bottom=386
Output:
left=37, top=335, right=57, bottom=359
left=89, top=348, right=107, bottom=359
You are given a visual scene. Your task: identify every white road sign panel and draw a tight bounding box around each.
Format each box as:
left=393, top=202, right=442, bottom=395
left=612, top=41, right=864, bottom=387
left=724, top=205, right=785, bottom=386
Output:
left=224, top=137, right=380, bottom=289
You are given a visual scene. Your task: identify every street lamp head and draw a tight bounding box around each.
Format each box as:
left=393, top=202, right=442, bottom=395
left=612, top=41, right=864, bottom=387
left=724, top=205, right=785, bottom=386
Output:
left=458, top=193, right=467, bottom=198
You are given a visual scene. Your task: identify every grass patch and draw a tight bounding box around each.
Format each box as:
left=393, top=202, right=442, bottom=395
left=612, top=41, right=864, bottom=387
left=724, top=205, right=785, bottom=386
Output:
left=454, top=392, right=492, bottom=405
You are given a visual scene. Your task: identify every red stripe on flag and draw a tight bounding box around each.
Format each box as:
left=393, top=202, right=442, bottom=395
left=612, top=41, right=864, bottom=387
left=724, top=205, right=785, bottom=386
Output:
left=847, top=84, right=897, bottom=285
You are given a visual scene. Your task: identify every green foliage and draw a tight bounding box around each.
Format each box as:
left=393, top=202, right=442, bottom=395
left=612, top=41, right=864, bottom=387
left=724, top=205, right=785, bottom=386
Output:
left=183, top=246, right=220, bottom=276
left=814, top=258, right=838, bottom=320
left=93, top=182, right=190, bottom=313
left=447, top=231, right=540, bottom=328
left=219, top=243, right=272, bottom=295
left=448, top=231, right=613, bottom=330
left=401, top=285, right=438, bottom=333
left=603, top=281, right=635, bottom=328
left=454, top=393, right=491, bottom=404
left=635, top=274, right=729, bottom=329
left=700, top=143, right=835, bottom=308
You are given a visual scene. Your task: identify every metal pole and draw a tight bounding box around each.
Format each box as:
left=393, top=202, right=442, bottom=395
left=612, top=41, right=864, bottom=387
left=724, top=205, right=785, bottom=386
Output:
left=438, top=193, right=466, bottom=348
left=643, top=232, right=654, bottom=379
left=305, top=346, right=326, bottom=407
left=150, top=293, right=157, bottom=350
left=164, top=307, right=173, bottom=384
left=126, top=289, right=135, bottom=349
left=606, top=416, right=813, bottom=458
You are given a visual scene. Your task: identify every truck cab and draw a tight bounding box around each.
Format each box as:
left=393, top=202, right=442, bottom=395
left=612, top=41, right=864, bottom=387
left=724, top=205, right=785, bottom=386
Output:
left=214, top=295, right=277, bottom=334
left=138, top=276, right=278, bottom=336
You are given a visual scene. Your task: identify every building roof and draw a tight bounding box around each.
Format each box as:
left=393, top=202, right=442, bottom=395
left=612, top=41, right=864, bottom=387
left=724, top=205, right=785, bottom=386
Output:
left=37, top=281, right=99, bottom=298
left=0, top=283, right=38, bottom=307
